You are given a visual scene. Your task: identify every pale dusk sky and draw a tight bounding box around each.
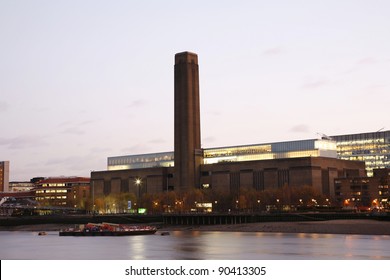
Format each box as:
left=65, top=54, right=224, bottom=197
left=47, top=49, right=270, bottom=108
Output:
left=0, top=0, right=389, bottom=181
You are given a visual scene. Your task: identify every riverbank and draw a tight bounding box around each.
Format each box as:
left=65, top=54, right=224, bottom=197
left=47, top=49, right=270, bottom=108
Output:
left=1, top=219, right=389, bottom=235
left=163, top=219, right=390, bottom=235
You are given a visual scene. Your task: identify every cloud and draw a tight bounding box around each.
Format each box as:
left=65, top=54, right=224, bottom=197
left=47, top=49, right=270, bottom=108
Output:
left=262, top=47, right=283, bottom=55
left=61, top=127, right=85, bottom=135
left=0, top=101, right=8, bottom=113
left=366, top=84, right=387, bottom=90
left=148, top=138, right=166, bottom=144
left=79, top=120, right=96, bottom=126
left=120, top=144, right=148, bottom=155
left=44, top=156, right=94, bottom=175
left=0, top=135, right=47, bottom=150
left=206, top=111, right=222, bottom=116
left=59, top=119, right=96, bottom=135
left=203, top=136, right=216, bottom=144
left=89, top=147, right=112, bottom=154
left=128, top=99, right=147, bottom=109
left=357, top=57, right=377, bottom=65
left=289, top=124, right=310, bottom=133
left=301, top=79, right=330, bottom=90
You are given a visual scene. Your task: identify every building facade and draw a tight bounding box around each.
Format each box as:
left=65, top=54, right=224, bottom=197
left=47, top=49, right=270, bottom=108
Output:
left=334, top=168, right=390, bottom=209
left=107, top=131, right=390, bottom=178
left=34, top=177, right=90, bottom=208
left=331, top=130, right=390, bottom=177
left=9, top=181, right=36, bottom=192
left=0, top=161, right=10, bottom=192
left=107, top=138, right=337, bottom=171
left=93, top=157, right=365, bottom=203
left=91, top=52, right=368, bottom=207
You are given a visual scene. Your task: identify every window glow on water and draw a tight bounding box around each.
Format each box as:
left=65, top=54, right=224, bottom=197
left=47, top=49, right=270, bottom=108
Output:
left=1, top=231, right=389, bottom=260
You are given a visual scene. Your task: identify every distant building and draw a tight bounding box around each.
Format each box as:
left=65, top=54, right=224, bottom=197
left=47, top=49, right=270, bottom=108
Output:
left=0, top=161, right=10, bottom=192
left=34, top=177, right=90, bottom=208
left=9, top=181, right=36, bottom=192
left=331, top=130, right=390, bottom=177
left=0, top=193, right=37, bottom=216
left=335, top=168, right=390, bottom=209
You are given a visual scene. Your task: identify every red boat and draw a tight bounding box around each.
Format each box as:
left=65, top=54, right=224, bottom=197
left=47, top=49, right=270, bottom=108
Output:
left=59, top=222, right=157, bottom=236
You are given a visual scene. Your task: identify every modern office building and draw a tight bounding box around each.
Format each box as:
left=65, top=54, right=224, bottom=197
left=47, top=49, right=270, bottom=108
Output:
left=331, top=130, right=390, bottom=177
left=0, top=161, right=10, bottom=192
left=91, top=52, right=366, bottom=203
left=34, top=177, right=90, bottom=208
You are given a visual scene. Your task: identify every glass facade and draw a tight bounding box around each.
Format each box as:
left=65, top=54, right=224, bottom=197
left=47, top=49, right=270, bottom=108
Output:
left=203, top=139, right=337, bottom=164
left=107, top=152, right=174, bottom=170
left=332, top=130, right=390, bottom=177
left=107, top=131, right=390, bottom=176
left=107, top=139, right=337, bottom=169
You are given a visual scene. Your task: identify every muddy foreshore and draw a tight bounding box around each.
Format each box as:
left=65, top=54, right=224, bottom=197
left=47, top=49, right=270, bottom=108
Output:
left=1, top=219, right=389, bottom=235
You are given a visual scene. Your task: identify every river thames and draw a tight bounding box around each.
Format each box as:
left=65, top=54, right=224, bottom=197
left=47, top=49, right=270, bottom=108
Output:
left=1, top=230, right=389, bottom=260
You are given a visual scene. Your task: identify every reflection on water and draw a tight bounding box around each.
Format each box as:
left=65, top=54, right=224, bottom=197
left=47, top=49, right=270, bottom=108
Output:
left=1, top=231, right=389, bottom=260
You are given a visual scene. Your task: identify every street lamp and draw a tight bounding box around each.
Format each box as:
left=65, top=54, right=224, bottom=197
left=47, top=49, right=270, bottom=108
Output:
left=135, top=178, right=142, bottom=198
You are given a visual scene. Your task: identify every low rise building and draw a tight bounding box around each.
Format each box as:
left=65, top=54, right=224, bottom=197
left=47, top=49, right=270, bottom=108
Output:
left=34, top=177, right=90, bottom=208
left=9, top=181, right=36, bottom=192
left=334, top=168, right=390, bottom=209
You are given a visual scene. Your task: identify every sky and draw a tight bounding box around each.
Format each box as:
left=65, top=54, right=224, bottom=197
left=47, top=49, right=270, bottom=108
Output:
left=1, top=0, right=389, bottom=181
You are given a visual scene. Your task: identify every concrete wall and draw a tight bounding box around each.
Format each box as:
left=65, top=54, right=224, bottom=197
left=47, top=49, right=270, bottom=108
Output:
left=91, top=157, right=366, bottom=199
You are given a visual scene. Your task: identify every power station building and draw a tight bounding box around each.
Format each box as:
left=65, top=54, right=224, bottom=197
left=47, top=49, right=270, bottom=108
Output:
left=91, top=52, right=368, bottom=202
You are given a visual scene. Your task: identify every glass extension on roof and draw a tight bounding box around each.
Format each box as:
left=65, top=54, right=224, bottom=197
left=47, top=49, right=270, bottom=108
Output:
left=203, top=139, right=337, bottom=164
left=108, top=152, right=174, bottom=170
left=107, top=139, right=337, bottom=170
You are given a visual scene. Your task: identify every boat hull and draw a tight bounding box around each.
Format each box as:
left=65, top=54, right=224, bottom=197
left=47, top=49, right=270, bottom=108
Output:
left=59, top=229, right=156, bottom=236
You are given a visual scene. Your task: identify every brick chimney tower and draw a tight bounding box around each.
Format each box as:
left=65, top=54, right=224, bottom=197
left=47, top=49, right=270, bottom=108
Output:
left=174, top=52, right=202, bottom=191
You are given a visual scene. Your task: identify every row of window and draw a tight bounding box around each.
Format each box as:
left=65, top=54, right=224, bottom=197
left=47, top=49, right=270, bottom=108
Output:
left=36, top=189, right=68, bottom=194
left=36, top=196, right=67, bottom=200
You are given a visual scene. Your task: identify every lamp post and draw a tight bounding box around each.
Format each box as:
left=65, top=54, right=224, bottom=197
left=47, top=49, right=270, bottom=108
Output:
left=135, top=178, right=142, bottom=199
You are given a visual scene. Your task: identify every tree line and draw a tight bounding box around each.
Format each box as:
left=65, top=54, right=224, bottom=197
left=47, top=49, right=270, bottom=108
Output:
left=84, top=185, right=331, bottom=214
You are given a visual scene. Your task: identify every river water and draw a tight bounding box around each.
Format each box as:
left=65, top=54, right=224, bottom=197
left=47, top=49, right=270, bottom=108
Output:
left=1, top=231, right=389, bottom=260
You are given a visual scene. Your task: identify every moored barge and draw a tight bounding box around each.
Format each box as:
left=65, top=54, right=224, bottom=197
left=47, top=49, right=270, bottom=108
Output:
left=59, top=222, right=157, bottom=236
